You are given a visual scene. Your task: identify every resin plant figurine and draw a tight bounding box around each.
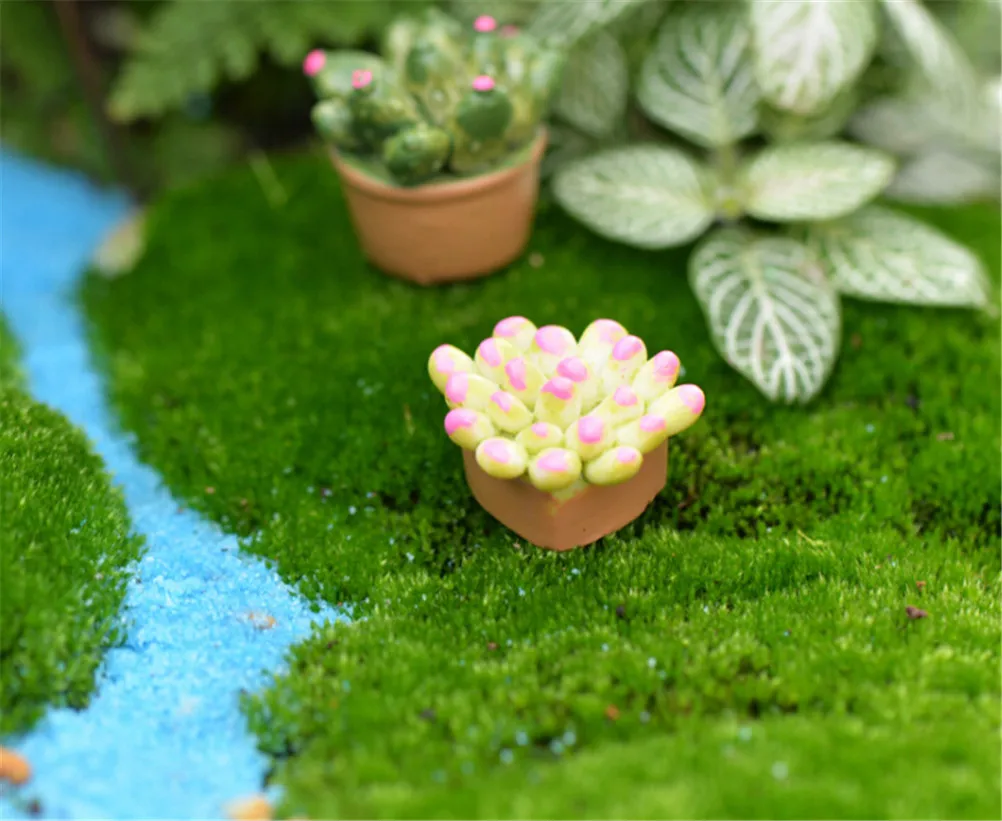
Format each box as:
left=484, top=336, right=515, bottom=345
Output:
left=304, top=9, right=564, bottom=186
left=428, top=317, right=705, bottom=551
left=299, top=9, right=564, bottom=284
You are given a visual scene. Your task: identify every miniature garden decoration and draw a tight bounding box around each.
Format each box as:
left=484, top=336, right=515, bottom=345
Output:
left=428, top=317, right=705, bottom=551
left=303, top=9, right=565, bottom=285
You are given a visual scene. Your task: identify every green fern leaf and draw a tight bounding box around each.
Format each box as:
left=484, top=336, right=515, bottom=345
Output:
left=108, top=0, right=399, bottom=123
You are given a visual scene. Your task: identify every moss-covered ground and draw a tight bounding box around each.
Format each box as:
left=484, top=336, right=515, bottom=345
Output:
left=80, top=154, right=1001, bottom=819
left=0, top=317, right=143, bottom=735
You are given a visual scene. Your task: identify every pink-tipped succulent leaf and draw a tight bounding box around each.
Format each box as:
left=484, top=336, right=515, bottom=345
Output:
left=428, top=319, right=706, bottom=489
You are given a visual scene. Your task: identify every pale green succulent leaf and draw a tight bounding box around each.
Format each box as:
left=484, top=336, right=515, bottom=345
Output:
left=554, top=31, right=629, bottom=139
left=749, top=0, right=878, bottom=115
left=878, top=0, right=982, bottom=126
left=637, top=1, right=759, bottom=149
left=552, top=145, right=716, bottom=249
left=689, top=227, right=841, bottom=404
left=740, top=141, right=895, bottom=223
left=526, top=0, right=650, bottom=48
left=804, top=205, right=992, bottom=308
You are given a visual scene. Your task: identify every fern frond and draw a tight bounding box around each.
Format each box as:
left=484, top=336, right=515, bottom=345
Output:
left=107, top=0, right=405, bottom=123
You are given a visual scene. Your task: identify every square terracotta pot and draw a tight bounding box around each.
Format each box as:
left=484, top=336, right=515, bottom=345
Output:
left=461, top=442, right=668, bottom=551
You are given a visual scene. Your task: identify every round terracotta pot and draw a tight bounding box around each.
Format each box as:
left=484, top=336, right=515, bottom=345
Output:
left=330, top=132, right=547, bottom=285
left=461, top=442, right=669, bottom=551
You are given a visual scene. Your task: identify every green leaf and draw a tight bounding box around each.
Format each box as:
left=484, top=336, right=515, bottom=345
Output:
left=636, top=2, right=759, bottom=149
left=739, top=141, right=895, bottom=223
left=749, top=0, right=878, bottom=115
left=554, top=31, right=629, bottom=139
left=877, top=0, right=981, bottom=125
left=887, top=151, right=1001, bottom=205
left=759, top=86, right=858, bottom=144
left=526, top=0, right=651, bottom=48
left=689, top=227, right=841, bottom=403
left=540, top=124, right=598, bottom=179
left=108, top=1, right=397, bottom=122
left=804, top=205, right=991, bottom=308
left=552, top=145, right=716, bottom=249
left=848, top=95, right=942, bottom=156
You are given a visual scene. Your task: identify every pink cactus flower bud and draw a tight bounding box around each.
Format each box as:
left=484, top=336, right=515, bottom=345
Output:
left=303, top=50, right=326, bottom=77
left=351, top=69, right=373, bottom=89
left=474, top=15, right=497, bottom=32
left=472, top=75, right=495, bottom=92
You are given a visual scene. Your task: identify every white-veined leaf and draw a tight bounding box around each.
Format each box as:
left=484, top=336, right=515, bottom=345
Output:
left=689, top=228, right=841, bottom=403
left=759, top=86, right=858, bottom=143
left=554, top=30, right=629, bottom=139
left=804, top=205, right=991, bottom=308
left=636, top=1, right=759, bottom=148
left=740, top=141, right=895, bottom=223
left=539, top=123, right=596, bottom=179
left=878, top=0, right=981, bottom=124
left=750, top=0, right=878, bottom=115
left=848, top=95, right=945, bottom=156
left=526, top=0, right=650, bottom=47
left=850, top=76, right=1000, bottom=158
left=886, top=150, right=1001, bottom=205
left=552, top=144, right=716, bottom=249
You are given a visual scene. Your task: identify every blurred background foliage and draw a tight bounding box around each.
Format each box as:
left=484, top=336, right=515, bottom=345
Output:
left=1, top=0, right=998, bottom=198
left=1, top=0, right=432, bottom=194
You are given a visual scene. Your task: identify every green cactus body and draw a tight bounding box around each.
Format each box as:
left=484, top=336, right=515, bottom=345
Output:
left=456, top=82, right=513, bottom=139
left=503, top=87, right=540, bottom=149
left=528, top=48, right=566, bottom=112
left=469, top=15, right=506, bottom=75
left=311, top=98, right=359, bottom=151
left=470, top=34, right=506, bottom=77
left=305, top=9, right=561, bottom=185
left=307, top=51, right=389, bottom=101
left=404, top=39, right=468, bottom=127
left=499, top=34, right=536, bottom=86
left=383, top=16, right=422, bottom=77
left=507, top=46, right=565, bottom=147
left=382, top=123, right=452, bottom=186
left=449, top=81, right=514, bottom=174
left=428, top=317, right=707, bottom=496
left=348, top=77, right=421, bottom=151
left=421, top=7, right=466, bottom=45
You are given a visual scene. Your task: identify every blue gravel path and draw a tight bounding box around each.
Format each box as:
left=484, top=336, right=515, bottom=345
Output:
left=1, top=151, right=345, bottom=819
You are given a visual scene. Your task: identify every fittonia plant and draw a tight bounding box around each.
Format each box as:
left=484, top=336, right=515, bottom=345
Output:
left=428, top=318, right=705, bottom=493
left=302, top=8, right=564, bottom=186
left=512, top=0, right=996, bottom=403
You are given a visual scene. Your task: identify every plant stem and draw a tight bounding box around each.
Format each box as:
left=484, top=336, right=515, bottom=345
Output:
left=713, top=142, right=743, bottom=222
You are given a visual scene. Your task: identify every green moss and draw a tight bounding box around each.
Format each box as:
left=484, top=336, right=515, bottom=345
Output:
left=80, top=153, right=1001, bottom=818
left=1, top=315, right=24, bottom=388
left=0, top=317, right=143, bottom=736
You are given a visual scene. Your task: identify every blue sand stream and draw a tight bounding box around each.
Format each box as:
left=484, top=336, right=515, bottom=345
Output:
left=0, top=151, right=345, bottom=819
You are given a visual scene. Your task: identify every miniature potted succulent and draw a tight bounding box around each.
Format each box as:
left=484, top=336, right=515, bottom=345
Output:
left=302, top=9, right=565, bottom=285
left=427, top=317, right=706, bottom=551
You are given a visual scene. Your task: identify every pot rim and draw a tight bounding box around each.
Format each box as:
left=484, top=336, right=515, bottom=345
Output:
left=330, top=129, right=548, bottom=206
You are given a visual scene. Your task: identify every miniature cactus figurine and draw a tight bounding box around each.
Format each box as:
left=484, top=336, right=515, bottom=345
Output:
left=428, top=318, right=706, bottom=496
left=305, top=8, right=565, bottom=186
